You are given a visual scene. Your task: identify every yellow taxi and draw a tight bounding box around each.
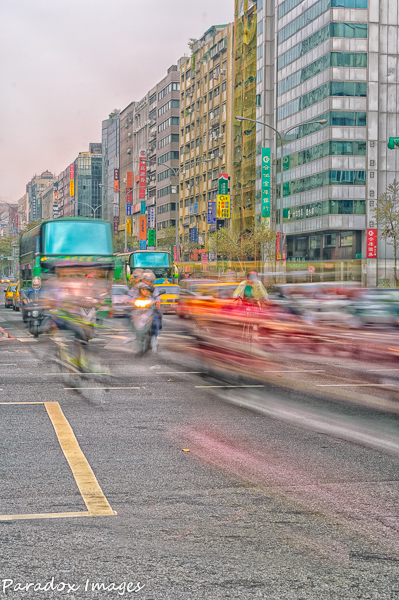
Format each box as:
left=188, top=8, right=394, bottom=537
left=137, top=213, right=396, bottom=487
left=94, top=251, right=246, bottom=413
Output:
left=154, top=282, right=181, bottom=313
left=12, top=282, right=20, bottom=311
left=4, top=283, right=18, bottom=309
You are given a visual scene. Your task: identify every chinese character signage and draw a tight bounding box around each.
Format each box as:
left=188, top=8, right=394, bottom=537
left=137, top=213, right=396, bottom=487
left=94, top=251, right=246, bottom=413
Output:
left=141, top=201, right=146, bottom=214
left=126, top=218, right=131, bottom=236
left=139, top=149, right=146, bottom=199
left=189, top=227, right=198, bottom=243
left=261, top=148, right=271, bottom=219
left=218, top=174, right=229, bottom=195
left=113, top=216, right=119, bottom=235
left=217, top=195, right=231, bottom=218
left=149, top=206, right=155, bottom=229
left=207, top=201, right=216, bottom=224
left=367, top=228, right=377, bottom=258
left=148, top=229, right=156, bottom=247
left=69, top=180, right=74, bottom=197
left=69, top=164, right=74, bottom=179
left=126, top=204, right=131, bottom=216
left=114, top=168, right=119, bottom=181
left=126, top=188, right=132, bottom=204
left=139, top=240, right=146, bottom=250
left=127, top=172, right=133, bottom=188
left=139, top=215, right=147, bottom=240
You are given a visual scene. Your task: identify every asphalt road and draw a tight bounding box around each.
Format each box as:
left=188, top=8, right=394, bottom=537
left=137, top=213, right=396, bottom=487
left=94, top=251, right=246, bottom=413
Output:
left=0, top=287, right=398, bottom=600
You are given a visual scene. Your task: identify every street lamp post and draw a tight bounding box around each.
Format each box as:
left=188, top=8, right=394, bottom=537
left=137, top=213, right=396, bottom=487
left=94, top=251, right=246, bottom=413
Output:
left=99, top=183, right=131, bottom=253
left=152, top=160, right=184, bottom=256
left=235, top=116, right=328, bottom=262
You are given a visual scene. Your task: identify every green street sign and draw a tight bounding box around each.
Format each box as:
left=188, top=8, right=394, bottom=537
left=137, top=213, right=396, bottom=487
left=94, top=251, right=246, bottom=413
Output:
left=148, top=229, right=156, bottom=246
left=218, top=174, right=229, bottom=195
left=387, top=137, right=399, bottom=149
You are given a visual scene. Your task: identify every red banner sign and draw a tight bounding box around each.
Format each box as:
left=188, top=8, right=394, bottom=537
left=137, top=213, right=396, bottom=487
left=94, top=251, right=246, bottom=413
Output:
left=126, top=188, right=132, bottom=204
left=367, top=229, right=377, bottom=258
left=139, top=215, right=147, bottom=240
left=69, top=164, right=74, bottom=179
left=139, top=154, right=146, bottom=200
left=127, top=172, right=133, bottom=188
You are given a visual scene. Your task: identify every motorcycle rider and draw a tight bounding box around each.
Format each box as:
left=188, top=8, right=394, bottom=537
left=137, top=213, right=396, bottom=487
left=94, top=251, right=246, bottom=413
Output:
left=233, top=271, right=269, bottom=302
left=127, top=268, right=144, bottom=300
left=141, top=270, right=162, bottom=352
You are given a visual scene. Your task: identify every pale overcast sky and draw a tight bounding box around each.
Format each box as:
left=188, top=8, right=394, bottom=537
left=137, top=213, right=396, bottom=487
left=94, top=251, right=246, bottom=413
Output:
left=0, top=0, right=233, bottom=203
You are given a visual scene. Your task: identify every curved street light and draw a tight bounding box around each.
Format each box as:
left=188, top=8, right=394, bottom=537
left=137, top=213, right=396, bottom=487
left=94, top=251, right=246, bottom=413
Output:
left=235, top=116, right=328, bottom=261
left=99, top=183, right=131, bottom=252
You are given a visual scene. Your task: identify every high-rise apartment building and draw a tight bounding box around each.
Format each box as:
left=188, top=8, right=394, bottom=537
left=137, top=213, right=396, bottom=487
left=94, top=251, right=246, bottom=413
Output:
left=26, top=171, right=55, bottom=222
left=253, top=0, right=399, bottom=282
left=73, top=144, right=102, bottom=218
left=119, top=102, right=135, bottom=238
left=178, top=25, right=234, bottom=260
left=102, top=111, right=120, bottom=229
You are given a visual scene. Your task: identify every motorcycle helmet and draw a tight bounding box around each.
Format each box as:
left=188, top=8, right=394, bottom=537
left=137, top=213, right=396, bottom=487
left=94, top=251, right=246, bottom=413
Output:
left=142, top=270, right=155, bottom=285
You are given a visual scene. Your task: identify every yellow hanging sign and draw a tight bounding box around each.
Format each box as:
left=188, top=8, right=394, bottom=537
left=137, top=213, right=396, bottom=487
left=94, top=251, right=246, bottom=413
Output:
left=217, top=194, right=231, bottom=219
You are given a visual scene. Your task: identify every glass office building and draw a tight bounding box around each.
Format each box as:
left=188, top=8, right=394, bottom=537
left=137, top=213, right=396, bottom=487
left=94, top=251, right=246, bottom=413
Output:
left=255, top=0, right=399, bottom=283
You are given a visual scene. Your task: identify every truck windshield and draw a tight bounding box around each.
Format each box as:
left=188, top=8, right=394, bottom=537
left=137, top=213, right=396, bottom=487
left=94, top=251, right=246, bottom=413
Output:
left=42, top=221, right=112, bottom=255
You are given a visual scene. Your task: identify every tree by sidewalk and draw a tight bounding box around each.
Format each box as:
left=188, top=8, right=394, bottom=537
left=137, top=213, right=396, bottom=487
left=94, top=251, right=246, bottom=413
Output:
left=157, top=226, right=176, bottom=252
left=375, top=179, right=399, bottom=285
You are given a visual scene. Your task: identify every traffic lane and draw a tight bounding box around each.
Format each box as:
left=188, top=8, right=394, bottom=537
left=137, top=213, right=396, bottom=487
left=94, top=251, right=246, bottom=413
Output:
left=1, top=340, right=399, bottom=597
left=0, top=402, right=87, bottom=516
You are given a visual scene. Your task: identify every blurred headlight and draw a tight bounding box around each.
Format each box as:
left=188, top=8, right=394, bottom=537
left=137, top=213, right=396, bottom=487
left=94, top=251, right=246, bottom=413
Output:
left=32, top=310, right=39, bottom=317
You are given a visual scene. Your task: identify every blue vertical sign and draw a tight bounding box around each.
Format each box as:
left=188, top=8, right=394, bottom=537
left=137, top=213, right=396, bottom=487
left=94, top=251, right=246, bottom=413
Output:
left=189, top=227, right=198, bottom=243
left=126, top=204, right=131, bottom=216
left=261, top=147, right=271, bottom=220
left=139, top=240, right=147, bottom=250
left=207, top=201, right=216, bottom=224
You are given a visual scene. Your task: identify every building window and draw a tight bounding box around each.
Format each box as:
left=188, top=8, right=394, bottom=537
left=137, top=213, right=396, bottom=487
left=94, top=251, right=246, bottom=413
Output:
left=256, top=68, right=263, bottom=83
left=149, top=93, right=157, bottom=105
left=256, top=94, right=262, bottom=107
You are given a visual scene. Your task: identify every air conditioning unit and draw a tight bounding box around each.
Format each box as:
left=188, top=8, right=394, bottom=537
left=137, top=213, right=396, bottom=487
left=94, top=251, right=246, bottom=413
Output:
left=221, top=69, right=226, bottom=75
left=210, top=153, right=215, bottom=159
left=219, top=134, right=224, bottom=139
left=182, top=170, right=186, bottom=175
left=218, top=153, right=223, bottom=159
left=128, top=132, right=132, bottom=138
left=127, top=148, right=131, bottom=154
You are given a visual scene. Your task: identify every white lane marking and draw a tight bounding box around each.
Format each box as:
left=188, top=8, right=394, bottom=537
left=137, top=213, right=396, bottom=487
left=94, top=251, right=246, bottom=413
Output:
left=156, top=371, right=204, bottom=374
left=317, top=383, right=398, bottom=388
left=195, top=385, right=265, bottom=388
left=64, top=387, right=140, bottom=390
left=0, top=364, right=17, bottom=366
left=369, top=368, right=399, bottom=372
left=264, top=369, right=325, bottom=373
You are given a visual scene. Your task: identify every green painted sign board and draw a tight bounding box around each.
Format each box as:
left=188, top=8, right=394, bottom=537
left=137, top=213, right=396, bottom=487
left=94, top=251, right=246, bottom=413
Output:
left=218, top=174, right=229, bottom=195
left=388, top=137, right=399, bottom=149
left=261, top=148, right=271, bottom=218
left=148, top=229, right=156, bottom=246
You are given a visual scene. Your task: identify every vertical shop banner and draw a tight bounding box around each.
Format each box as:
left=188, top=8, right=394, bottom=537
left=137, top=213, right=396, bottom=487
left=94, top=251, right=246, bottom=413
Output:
left=207, top=201, right=216, bottom=224
left=69, top=164, right=75, bottom=198
left=141, top=201, right=146, bottom=214
left=276, top=232, right=282, bottom=261
left=126, top=204, right=131, bottom=216
left=149, top=206, right=155, bottom=229
left=216, top=195, right=231, bottom=218
left=261, top=148, right=271, bottom=219
left=139, top=240, right=147, bottom=250
left=218, top=174, right=229, bottom=195
left=148, top=229, right=156, bottom=247
left=114, top=169, right=119, bottom=181
left=126, top=218, right=132, bottom=236
left=139, top=149, right=146, bottom=199
left=367, top=229, right=377, bottom=258
left=126, top=172, right=133, bottom=188
left=126, top=188, right=132, bottom=204
left=113, top=216, right=119, bottom=235
left=139, top=215, right=147, bottom=240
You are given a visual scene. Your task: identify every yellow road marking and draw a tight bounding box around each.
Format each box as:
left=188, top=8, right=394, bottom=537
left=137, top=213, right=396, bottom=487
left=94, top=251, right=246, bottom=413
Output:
left=44, top=402, right=116, bottom=517
left=0, top=511, right=90, bottom=521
